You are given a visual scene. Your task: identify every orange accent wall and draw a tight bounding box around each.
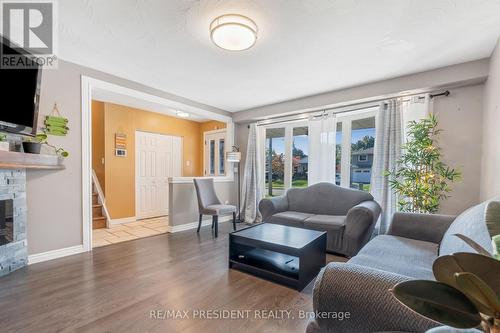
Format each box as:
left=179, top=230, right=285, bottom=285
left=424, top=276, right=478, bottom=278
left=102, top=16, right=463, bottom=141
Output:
left=91, top=101, right=105, bottom=193
left=96, top=102, right=220, bottom=219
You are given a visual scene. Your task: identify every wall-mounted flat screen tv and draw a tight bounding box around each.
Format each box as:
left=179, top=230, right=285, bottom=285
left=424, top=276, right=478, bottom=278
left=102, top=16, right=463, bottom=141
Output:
left=0, top=36, right=41, bottom=136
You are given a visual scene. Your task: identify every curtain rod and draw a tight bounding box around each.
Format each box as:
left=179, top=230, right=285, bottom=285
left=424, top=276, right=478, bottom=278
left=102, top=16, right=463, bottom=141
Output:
left=253, top=90, right=450, bottom=128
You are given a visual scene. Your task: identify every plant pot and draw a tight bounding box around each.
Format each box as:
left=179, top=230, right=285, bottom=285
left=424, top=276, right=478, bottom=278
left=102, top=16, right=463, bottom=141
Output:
left=0, top=141, right=9, bottom=151
left=22, top=142, right=41, bottom=154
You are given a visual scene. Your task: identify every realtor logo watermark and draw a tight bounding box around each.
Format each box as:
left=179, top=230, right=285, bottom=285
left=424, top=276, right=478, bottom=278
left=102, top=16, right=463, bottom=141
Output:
left=1, top=0, right=58, bottom=68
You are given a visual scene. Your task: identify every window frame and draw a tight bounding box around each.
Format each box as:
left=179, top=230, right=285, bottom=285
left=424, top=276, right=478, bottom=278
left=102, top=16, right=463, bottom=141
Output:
left=203, top=129, right=227, bottom=177
left=260, top=108, right=377, bottom=193
left=337, top=108, right=377, bottom=188
left=261, top=121, right=308, bottom=195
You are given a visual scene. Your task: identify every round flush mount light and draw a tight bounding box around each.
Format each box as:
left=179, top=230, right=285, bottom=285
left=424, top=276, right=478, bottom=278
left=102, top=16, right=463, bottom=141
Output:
left=210, top=14, right=258, bottom=51
left=176, top=111, right=190, bottom=118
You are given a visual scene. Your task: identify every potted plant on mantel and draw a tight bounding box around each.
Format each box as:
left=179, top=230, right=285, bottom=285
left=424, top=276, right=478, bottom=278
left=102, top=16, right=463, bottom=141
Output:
left=22, top=133, right=69, bottom=157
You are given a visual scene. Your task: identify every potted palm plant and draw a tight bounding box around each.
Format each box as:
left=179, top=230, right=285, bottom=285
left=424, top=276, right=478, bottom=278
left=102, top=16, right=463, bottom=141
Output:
left=385, top=115, right=461, bottom=213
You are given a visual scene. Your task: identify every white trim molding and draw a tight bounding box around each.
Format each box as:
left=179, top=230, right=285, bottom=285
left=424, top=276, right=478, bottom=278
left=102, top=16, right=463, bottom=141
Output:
left=169, top=176, right=234, bottom=184
left=167, top=216, right=232, bottom=233
left=109, top=216, right=138, bottom=226
left=81, top=76, right=92, bottom=252
left=28, top=245, right=85, bottom=265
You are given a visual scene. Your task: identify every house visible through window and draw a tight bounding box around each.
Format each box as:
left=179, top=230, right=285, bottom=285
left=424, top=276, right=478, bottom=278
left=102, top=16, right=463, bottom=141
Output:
left=349, top=115, right=376, bottom=191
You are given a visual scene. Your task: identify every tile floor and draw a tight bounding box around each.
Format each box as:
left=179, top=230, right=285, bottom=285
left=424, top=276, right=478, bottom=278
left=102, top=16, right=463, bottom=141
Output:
left=92, top=216, right=168, bottom=248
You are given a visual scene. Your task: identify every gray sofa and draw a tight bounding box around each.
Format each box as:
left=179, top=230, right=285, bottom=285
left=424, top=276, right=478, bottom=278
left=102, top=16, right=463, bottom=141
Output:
left=307, top=199, right=500, bottom=333
left=259, top=182, right=381, bottom=257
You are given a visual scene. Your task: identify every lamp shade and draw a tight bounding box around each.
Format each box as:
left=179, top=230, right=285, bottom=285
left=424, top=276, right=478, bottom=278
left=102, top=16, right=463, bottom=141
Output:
left=226, top=151, right=241, bottom=163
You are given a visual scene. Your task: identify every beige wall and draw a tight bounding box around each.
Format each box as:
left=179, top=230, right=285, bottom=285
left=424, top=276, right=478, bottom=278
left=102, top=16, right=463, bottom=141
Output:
left=434, top=85, right=484, bottom=214
left=169, top=181, right=236, bottom=226
left=481, top=37, right=500, bottom=200
left=102, top=102, right=206, bottom=219
left=233, top=59, right=489, bottom=123
left=27, top=59, right=231, bottom=255
left=236, top=85, right=485, bottom=216
left=92, top=101, right=105, bottom=192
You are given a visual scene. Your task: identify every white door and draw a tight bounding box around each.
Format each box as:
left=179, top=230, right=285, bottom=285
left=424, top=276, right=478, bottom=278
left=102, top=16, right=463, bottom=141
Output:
left=136, top=131, right=182, bottom=219
left=204, top=130, right=227, bottom=176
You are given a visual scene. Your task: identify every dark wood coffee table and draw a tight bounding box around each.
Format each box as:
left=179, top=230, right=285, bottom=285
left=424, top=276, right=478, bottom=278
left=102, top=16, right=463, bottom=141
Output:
left=229, top=223, right=326, bottom=291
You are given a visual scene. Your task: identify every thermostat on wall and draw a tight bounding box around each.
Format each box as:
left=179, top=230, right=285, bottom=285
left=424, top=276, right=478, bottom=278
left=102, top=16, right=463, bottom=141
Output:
left=115, top=149, right=127, bottom=157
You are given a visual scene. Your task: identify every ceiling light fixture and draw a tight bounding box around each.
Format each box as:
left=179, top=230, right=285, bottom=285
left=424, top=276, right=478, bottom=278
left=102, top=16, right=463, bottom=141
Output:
left=210, top=14, right=258, bottom=51
left=176, top=111, right=190, bottom=118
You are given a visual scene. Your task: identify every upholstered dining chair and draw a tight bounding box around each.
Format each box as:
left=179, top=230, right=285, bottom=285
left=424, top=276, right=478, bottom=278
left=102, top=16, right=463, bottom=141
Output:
left=193, top=178, right=237, bottom=237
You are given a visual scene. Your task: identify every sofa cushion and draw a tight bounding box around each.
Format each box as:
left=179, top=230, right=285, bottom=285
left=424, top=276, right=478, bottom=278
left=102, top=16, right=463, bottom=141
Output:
left=267, top=211, right=314, bottom=227
left=304, top=215, right=346, bottom=253
left=349, top=235, right=438, bottom=280
left=439, top=200, right=499, bottom=256
left=286, top=182, right=373, bottom=215
left=304, top=215, right=346, bottom=229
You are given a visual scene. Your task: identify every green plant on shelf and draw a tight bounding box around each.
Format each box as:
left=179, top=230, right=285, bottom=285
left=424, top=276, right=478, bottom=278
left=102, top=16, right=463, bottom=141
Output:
left=25, top=133, right=69, bottom=158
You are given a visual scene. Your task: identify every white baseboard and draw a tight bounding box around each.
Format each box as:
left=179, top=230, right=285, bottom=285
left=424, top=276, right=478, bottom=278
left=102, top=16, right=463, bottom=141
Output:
left=167, top=216, right=232, bottom=233
left=109, top=216, right=137, bottom=225
left=28, top=245, right=85, bottom=265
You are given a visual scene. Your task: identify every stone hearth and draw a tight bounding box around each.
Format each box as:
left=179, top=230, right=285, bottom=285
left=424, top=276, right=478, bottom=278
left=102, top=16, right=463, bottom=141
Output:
left=0, top=169, right=27, bottom=276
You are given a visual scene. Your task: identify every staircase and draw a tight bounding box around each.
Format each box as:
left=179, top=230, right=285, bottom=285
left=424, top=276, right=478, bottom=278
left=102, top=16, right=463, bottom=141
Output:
left=92, top=190, right=107, bottom=229
left=91, top=170, right=109, bottom=230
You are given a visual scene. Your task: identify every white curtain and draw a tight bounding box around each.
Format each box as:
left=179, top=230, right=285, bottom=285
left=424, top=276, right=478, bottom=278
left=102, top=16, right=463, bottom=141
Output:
left=241, top=123, right=264, bottom=223
left=308, top=112, right=337, bottom=185
left=371, top=94, right=433, bottom=233
left=371, top=99, right=403, bottom=234
left=402, top=94, right=433, bottom=139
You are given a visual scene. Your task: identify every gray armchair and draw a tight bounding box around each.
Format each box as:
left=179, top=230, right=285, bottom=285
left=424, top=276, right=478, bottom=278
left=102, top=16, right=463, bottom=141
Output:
left=259, top=182, right=381, bottom=257
left=307, top=199, right=499, bottom=333
left=193, top=178, right=236, bottom=237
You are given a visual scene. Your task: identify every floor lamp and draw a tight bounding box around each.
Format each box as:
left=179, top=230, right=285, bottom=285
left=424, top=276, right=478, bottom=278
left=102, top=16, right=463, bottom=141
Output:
left=227, top=148, right=243, bottom=223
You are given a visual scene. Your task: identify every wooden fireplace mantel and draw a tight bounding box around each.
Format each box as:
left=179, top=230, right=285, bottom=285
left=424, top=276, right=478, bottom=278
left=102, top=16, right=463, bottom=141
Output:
left=0, top=150, right=65, bottom=170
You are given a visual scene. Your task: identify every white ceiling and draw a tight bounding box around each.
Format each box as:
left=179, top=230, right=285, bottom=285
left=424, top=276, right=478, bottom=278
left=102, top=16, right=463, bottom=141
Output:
left=59, top=0, right=500, bottom=112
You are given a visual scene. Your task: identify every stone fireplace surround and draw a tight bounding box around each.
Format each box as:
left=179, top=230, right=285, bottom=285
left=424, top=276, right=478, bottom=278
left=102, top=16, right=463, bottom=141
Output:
left=0, top=169, right=27, bottom=276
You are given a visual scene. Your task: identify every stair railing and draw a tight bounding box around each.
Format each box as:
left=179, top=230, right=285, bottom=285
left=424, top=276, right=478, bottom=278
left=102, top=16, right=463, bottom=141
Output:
left=92, top=169, right=111, bottom=227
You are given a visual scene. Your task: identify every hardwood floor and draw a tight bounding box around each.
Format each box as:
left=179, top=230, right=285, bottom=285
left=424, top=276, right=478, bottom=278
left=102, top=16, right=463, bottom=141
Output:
left=0, top=223, right=346, bottom=333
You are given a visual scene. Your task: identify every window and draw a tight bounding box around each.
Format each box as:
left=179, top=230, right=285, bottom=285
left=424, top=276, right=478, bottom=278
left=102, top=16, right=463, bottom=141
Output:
left=219, top=139, right=225, bottom=175
left=349, top=116, right=375, bottom=191
left=260, top=108, right=376, bottom=195
left=292, top=127, right=308, bottom=188
left=204, top=130, right=227, bottom=176
left=264, top=123, right=309, bottom=197
left=265, top=128, right=285, bottom=197
left=209, top=140, right=215, bottom=175
left=335, top=122, right=342, bottom=186
left=358, top=154, right=368, bottom=162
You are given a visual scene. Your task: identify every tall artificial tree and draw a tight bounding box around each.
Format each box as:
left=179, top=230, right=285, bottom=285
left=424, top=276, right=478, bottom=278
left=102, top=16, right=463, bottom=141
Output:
left=385, top=114, right=461, bottom=214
